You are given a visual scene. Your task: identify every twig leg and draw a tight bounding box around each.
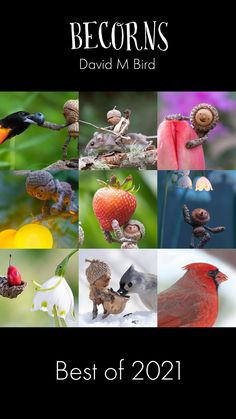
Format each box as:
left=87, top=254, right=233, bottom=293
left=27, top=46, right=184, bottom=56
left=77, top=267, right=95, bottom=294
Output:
left=197, top=232, right=210, bottom=248
left=92, top=301, right=98, bottom=319
left=190, top=233, right=195, bottom=248
left=165, top=114, right=190, bottom=121
left=102, top=310, right=109, bottom=319
left=103, top=230, right=114, bottom=243
left=186, top=135, right=208, bottom=149
left=63, top=136, right=71, bottom=160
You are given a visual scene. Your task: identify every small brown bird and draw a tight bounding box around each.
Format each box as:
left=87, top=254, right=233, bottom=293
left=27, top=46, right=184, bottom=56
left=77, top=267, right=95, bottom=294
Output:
left=158, top=262, right=227, bottom=327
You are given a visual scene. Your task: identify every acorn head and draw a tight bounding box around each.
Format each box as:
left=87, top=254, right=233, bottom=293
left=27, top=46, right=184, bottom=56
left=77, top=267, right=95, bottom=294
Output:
left=190, top=103, right=219, bottom=132
left=63, top=99, right=79, bottom=124
left=107, top=107, right=122, bottom=126
left=123, top=219, right=145, bottom=240
left=85, top=259, right=111, bottom=285
left=191, top=208, right=210, bottom=225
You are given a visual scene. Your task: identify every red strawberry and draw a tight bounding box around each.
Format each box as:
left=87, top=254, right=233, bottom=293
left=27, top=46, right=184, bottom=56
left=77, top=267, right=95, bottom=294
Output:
left=93, top=175, right=137, bottom=231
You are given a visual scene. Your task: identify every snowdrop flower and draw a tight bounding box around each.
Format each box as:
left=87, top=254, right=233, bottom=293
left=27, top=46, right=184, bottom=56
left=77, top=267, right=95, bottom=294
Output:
left=177, top=175, right=192, bottom=189
left=31, top=275, right=74, bottom=319
left=31, top=249, right=77, bottom=326
left=195, top=176, right=213, bottom=191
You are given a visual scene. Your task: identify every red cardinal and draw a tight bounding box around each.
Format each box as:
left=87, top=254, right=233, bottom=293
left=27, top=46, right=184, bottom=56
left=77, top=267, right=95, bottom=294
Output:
left=158, top=262, right=227, bottom=327
left=158, top=120, right=205, bottom=170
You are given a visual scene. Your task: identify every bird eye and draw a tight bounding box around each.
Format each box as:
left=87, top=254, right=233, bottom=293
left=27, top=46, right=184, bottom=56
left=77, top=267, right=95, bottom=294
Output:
left=208, top=269, right=219, bottom=278
left=128, top=282, right=132, bottom=288
left=90, top=141, right=95, bottom=146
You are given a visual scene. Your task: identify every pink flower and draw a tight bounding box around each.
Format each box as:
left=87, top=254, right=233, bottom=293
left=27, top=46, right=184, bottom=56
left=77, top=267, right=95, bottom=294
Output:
left=158, top=120, right=205, bottom=170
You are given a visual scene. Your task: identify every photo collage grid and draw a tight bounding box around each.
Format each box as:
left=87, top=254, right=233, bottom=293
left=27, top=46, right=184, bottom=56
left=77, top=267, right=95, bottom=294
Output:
left=0, top=91, right=235, bottom=327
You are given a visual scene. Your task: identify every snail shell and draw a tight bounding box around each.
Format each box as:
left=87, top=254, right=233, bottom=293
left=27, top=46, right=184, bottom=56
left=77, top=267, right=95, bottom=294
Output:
left=63, top=99, right=79, bottom=124
left=190, top=103, right=219, bottom=132
left=26, top=170, right=56, bottom=200
left=107, top=108, right=122, bottom=126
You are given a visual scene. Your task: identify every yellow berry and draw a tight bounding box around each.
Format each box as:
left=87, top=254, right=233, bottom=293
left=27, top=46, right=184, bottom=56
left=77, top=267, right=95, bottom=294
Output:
left=0, top=229, right=17, bottom=248
left=14, top=224, right=53, bottom=249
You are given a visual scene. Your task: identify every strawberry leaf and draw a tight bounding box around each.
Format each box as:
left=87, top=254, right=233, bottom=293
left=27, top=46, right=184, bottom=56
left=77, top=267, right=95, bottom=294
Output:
left=120, top=175, right=133, bottom=191
left=109, top=175, right=120, bottom=188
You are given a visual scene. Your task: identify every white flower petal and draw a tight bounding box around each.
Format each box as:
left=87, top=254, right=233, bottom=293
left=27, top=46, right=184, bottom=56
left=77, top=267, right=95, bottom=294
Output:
left=31, top=276, right=74, bottom=319
left=177, top=175, right=192, bottom=189
left=195, top=176, right=213, bottom=191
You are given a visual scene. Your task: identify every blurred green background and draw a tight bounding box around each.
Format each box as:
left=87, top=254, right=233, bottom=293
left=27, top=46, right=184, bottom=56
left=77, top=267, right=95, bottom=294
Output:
left=79, top=91, right=157, bottom=151
left=0, top=92, right=78, bottom=169
left=0, top=249, right=78, bottom=327
left=79, top=170, right=157, bottom=248
left=0, top=171, right=78, bottom=248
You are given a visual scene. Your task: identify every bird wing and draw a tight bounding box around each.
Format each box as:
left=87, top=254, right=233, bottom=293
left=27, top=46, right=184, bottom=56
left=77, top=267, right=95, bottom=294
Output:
left=158, top=288, right=204, bottom=327
left=0, top=127, right=12, bottom=144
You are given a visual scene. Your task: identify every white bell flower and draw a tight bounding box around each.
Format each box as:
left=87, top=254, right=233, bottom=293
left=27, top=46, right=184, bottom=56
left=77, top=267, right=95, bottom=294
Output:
left=31, top=275, right=74, bottom=319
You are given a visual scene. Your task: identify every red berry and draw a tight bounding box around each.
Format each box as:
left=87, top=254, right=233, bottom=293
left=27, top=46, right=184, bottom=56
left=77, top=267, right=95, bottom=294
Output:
left=93, top=187, right=137, bottom=231
left=7, top=255, right=22, bottom=286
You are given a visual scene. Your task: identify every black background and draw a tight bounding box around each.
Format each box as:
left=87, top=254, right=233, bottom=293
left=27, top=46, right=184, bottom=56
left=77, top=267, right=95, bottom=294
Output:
left=0, top=5, right=233, bottom=91
left=0, top=3, right=235, bottom=402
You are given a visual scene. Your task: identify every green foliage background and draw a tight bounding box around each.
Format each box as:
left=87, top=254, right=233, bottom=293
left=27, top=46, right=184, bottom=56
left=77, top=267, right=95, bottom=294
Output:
left=0, top=92, right=78, bottom=169
left=0, top=249, right=78, bottom=327
left=79, top=170, right=157, bottom=248
left=0, top=171, right=78, bottom=248
left=79, top=91, right=157, bottom=150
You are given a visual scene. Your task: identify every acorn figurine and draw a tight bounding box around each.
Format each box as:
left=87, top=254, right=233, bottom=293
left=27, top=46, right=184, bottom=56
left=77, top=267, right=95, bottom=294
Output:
left=85, top=259, right=111, bottom=288
left=123, top=220, right=145, bottom=241
left=62, top=99, right=79, bottom=160
left=63, top=99, right=79, bottom=124
left=185, top=103, right=219, bottom=149
left=85, top=259, right=129, bottom=319
left=190, top=103, right=219, bottom=133
left=107, top=107, right=122, bottom=126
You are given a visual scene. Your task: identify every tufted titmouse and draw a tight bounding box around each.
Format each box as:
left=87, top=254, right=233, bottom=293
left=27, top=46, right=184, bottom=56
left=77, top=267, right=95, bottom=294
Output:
left=117, top=264, right=157, bottom=311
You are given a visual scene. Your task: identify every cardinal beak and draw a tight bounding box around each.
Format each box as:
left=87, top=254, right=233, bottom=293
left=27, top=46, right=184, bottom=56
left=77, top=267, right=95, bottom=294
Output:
left=216, top=270, right=228, bottom=284
left=24, top=112, right=45, bottom=125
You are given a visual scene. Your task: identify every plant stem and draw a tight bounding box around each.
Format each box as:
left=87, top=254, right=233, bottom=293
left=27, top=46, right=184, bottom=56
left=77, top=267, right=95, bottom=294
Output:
left=60, top=318, right=68, bottom=328
left=53, top=304, right=60, bottom=328
left=171, top=189, right=189, bottom=248
left=160, top=172, right=170, bottom=248
left=55, top=249, right=78, bottom=276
